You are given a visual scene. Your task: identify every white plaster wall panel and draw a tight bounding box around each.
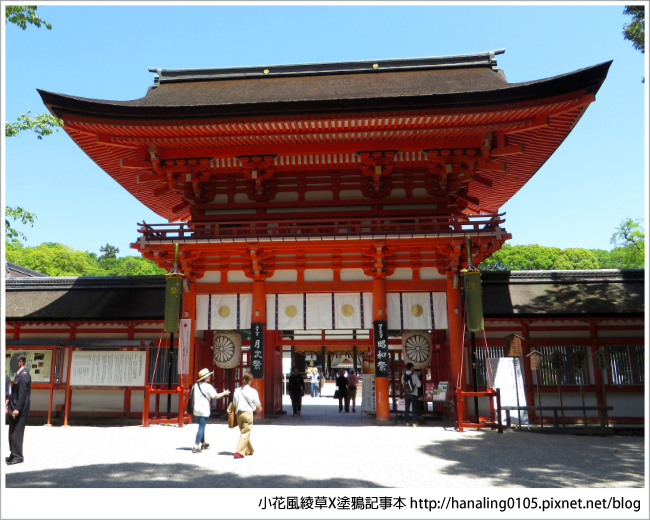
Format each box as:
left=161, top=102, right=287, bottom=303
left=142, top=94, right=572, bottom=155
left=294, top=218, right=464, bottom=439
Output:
left=227, top=271, right=249, bottom=283
left=304, top=190, right=333, bottom=201
left=266, top=270, right=298, bottom=282
left=197, top=271, right=221, bottom=283
left=340, top=268, right=367, bottom=281
left=76, top=333, right=129, bottom=340
left=419, top=267, right=446, bottom=280
left=304, top=269, right=334, bottom=282
left=386, top=268, right=413, bottom=281
left=598, top=329, right=644, bottom=339
left=529, top=330, right=590, bottom=339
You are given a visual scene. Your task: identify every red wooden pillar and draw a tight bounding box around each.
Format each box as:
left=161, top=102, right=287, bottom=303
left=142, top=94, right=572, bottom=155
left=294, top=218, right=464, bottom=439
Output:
left=373, top=277, right=390, bottom=422
left=251, top=280, right=266, bottom=418
left=446, top=272, right=464, bottom=425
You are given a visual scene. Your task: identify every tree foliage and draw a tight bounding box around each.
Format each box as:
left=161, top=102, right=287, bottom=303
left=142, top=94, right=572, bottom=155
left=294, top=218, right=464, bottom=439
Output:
left=6, top=242, right=167, bottom=277
left=5, top=206, right=37, bottom=241
left=5, top=6, right=52, bottom=30
left=5, top=110, right=63, bottom=140
left=623, top=5, right=645, bottom=53
left=480, top=219, right=645, bottom=271
left=4, top=6, right=63, bottom=139
left=610, top=218, right=645, bottom=268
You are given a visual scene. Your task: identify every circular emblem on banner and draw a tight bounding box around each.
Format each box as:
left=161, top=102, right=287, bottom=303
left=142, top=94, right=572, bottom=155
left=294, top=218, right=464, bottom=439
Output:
left=410, top=304, right=424, bottom=317
left=285, top=305, right=298, bottom=318
left=218, top=305, right=231, bottom=318
left=401, top=330, right=432, bottom=369
left=341, top=304, right=354, bottom=317
left=212, top=331, right=241, bottom=369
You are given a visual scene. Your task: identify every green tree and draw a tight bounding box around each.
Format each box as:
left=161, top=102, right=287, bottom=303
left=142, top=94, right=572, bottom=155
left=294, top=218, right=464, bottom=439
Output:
left=103, top=256, right=167, bottom=276
left=610, top=218, right=645, bottom=268
left=7, top=240, right=167, bottom=276
left=5, top=6, right=63, bottom=139
left=623, top=5, right=645, bottom=53
left=6, top=242, right=104, bottom=276
left=5, top=206, right=37, bottom=241
left=5, top=5, right=52, bottom=30
left=479, top=244, right=563, bottom=271
left=552, top=248, right=600, bottom=270
left=99, top=243, right=120, bottom=260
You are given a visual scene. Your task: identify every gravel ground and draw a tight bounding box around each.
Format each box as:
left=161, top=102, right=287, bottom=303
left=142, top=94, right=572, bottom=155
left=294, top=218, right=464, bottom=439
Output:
left=3, top=395, right=645, bottom=490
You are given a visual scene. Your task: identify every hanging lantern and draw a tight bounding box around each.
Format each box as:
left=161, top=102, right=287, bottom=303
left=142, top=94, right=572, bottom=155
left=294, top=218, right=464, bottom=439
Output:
left=462, top=270, right=484, bottom=332
left=164, top=273, right=183, bottom=333
left=212, top=331, right=241, bottom=369
left=401, top=330, right=432, bottom=369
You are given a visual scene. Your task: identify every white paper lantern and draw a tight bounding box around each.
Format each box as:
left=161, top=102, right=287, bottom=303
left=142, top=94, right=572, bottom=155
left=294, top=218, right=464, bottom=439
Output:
left=401, top=330, right=432, bottom=369
left=212, top=331, right=241, bottom=369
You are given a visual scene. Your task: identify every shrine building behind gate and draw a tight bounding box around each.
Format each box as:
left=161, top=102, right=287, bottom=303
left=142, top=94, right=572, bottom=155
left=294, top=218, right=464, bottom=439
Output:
left=33, top=50, right=617, bottom=424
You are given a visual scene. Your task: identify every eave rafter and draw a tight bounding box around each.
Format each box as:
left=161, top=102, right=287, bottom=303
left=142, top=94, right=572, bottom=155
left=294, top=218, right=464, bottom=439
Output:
left=58, top=92, right=597, bottom=220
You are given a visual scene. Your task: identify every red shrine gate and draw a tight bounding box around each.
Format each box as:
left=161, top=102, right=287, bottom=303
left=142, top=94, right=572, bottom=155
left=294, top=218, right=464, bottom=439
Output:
left=39, top=50, right=611, bottom=425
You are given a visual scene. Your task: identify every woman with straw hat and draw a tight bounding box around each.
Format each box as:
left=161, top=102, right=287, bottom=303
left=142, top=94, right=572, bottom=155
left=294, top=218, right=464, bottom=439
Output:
left=190, top=368, right=230, bottom=453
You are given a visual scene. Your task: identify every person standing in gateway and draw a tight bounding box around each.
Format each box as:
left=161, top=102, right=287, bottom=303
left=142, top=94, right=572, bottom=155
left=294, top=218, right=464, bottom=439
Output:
left=190, top=368, right=230, bottom=453
left=288, top=367, right=305, bottom=416
left=403, top=362, right=422, bottom=427
left=346, top=368, right=359, bottom=412
left=7, top=355, right=31, bottom=465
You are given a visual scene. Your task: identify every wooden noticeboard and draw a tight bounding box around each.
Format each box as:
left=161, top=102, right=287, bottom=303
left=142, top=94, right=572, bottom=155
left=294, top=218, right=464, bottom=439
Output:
left=70, top=351, right=146, bottom=386
left=489, top=357, right=528, bottom=426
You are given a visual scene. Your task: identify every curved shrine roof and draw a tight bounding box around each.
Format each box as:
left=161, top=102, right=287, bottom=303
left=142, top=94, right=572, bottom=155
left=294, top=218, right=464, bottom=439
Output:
left=38, top=50, right=612, bottom=221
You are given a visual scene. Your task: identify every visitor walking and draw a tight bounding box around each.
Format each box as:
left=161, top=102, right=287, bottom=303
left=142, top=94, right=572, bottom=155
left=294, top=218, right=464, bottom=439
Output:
left=190, top=368, right=230, bottom=453
left=233, top=371, right=262, bottom=459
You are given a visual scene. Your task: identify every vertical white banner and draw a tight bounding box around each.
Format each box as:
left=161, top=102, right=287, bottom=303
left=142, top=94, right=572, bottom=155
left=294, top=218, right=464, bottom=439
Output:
left=179, top=319, right=191, bottom=375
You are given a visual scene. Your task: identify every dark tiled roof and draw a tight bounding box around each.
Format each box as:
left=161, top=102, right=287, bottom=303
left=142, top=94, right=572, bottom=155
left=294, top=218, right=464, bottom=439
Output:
left=38, top=51, right=612, bottom=119
left=481, top=269, right=644, bottom=318
left=5, top=261, right=49, bottom=278
left=5, top=276, right=165, bottom=321
left=5, top=270, right=644, bottom=322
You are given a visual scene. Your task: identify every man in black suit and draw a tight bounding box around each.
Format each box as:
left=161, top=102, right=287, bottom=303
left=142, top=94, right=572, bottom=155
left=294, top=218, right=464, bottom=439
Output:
left=7, top=355, right=31, bottom=465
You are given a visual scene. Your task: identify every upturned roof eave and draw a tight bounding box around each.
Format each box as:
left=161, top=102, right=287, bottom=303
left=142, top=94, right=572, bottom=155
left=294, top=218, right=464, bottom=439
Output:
left=38, top=61, right=612, bottom=123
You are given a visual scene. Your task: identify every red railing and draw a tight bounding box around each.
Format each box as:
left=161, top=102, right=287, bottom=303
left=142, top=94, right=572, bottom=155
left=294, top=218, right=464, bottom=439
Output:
left=137, top=213, right=506, bottom=242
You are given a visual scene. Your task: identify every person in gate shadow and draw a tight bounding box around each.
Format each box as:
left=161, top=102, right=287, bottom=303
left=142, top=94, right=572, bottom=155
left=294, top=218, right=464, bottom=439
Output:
left=288, top=367, right=305, bottom=416
left=335, top=368, right=349, bottom=413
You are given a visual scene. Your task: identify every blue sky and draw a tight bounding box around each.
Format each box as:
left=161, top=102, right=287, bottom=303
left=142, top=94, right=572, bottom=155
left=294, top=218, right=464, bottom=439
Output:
left=3, top=3, right=647, bottom=258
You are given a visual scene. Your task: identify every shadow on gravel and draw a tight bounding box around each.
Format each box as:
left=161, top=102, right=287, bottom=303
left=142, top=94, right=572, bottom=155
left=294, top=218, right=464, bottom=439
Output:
left=5, top=463, right=383, bottom=488
left=418, top=432, right=645, bottom=488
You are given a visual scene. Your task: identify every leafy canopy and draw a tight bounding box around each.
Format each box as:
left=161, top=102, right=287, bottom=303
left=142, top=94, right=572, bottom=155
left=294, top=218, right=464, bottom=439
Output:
left=5, top=206, right=37, bottom=241
left=480, top=219, right=645, bottom=271
left=6, top=241, right=167, bottom=277
left=5, top=5, right=52, bottom=30
left=4, top=6, right=63, bottom=139
left=623, top=5, right=645, bottom=53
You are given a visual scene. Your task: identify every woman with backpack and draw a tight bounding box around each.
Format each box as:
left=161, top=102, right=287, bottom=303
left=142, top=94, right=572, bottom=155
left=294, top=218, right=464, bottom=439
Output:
left=403, top=362, right=422, bottom=427
left=190, top=368, right=230, bottom=453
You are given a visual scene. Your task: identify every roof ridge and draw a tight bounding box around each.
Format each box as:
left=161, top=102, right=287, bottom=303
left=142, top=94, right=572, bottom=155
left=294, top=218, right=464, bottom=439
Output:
left=148, top=49, right=506, bottom=85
